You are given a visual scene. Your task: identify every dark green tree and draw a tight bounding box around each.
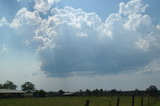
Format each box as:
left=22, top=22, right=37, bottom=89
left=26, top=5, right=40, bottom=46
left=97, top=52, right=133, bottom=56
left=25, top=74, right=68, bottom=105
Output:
left=37, top=89, right=46, bottom=97
left=99, top=89, right=104, bottom=96
left=85, top=89, right=91, bottom=96
left=146, top=85, right=158, bottom=96
left=146, top=85, right=158, bottom=91
left=47, top=91, right=58, bottom=97
left=58, top=89, right=65, bottom=95
left=21, top=81, right=35, bottom=92
left=3, top=80, right=17, bottom=89
left=110, top=89, right=119, bottom=95
left=0, top=84, right=4, bottom=89
left=92, top=89, right=99, bottom=96
left=78, top=90, right=84, bottom=96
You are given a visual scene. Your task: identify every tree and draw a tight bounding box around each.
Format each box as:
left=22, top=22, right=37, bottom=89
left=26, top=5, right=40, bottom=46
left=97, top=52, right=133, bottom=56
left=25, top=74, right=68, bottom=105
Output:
left=78, top=90, right=84, bottom=96
left=146, top=85, right=158, bottom=96
left=92, top=89, right=99, bottom=96
left=58, top=89, right=65, bottom=95
left=146, top=85, right=158, bottom=92
left=99, top=89, right=104, bottom=96
left=21, top=82, right=35, bottom=92
left=37, top=89, right=46, bottom=97
left=3, top=80, right=17, bottom=90
left=47, top=91, right=57, bottom=97
left=0, top=84, right=4, bottom=89
left=85, top=89, right=91, bottom=96
left=134, top=89, right=141, bottom=96
left=110, top=89, right=119, bottom=95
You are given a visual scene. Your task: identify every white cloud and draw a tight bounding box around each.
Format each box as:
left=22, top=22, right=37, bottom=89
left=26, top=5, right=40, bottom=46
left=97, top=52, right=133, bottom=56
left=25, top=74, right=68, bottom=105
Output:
left=10, top=8, right=41, bottom=29
left=135, top=24, right=160, bottom=51
left=124, top=14, right=152, bottom=33
left=34, top=6, right=103, bottom=51
left=157, top=24, right=160, bottom=30
left=104, top=13, right=125, bottom=37
left=10, top=8, right=41, bottom=45
left=0, top=44, right=8, bottom=54
left=17, top=0, right=59, bottom=14
left=34, top=18, right=57, bottom=51
left=33, top=0, right=59, bottom=14
left=0, top=17, right=8, bottom=27
left=119, top=0, right=148, bottom=15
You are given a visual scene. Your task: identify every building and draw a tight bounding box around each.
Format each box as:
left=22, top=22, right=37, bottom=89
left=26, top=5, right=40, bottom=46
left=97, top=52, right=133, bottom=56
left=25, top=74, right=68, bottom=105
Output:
left=0, top=89, right=26, bottom=98
left=63, top=92, right=77, bottom=96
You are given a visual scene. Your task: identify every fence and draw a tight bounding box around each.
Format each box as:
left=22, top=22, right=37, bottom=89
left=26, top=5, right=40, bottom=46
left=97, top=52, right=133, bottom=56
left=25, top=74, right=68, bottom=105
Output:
left=85, top=96, right=159, bottom=106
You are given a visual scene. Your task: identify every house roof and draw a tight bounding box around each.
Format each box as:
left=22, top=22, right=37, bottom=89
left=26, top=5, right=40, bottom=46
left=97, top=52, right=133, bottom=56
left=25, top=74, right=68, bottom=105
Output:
left=63, top=92, right=76, bottom=96
left=0, top=89, right=25, bottom=94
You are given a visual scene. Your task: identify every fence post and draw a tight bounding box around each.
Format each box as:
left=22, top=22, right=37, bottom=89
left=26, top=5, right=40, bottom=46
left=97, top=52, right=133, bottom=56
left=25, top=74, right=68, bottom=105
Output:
left=116, top=97, right=120, bottom=106
left=85, top=100, right=90, bottom=106
left=141, top=95, right=143, bottom=106
left=132, top=96, right=135, bottom=106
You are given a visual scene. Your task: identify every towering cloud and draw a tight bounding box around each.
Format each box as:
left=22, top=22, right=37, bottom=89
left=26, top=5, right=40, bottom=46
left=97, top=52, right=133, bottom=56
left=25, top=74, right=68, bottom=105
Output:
left=4, top=0, right=160, bottom=77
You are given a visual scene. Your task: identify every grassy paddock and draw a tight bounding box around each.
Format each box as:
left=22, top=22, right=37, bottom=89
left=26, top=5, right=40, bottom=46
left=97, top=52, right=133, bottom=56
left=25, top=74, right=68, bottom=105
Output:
left=0, top=96, right=159, bottom=106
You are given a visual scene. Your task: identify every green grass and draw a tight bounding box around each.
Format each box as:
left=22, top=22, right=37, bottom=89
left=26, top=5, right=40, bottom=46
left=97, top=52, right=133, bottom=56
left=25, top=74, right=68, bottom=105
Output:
left=0, top=96, right=159, bottom=106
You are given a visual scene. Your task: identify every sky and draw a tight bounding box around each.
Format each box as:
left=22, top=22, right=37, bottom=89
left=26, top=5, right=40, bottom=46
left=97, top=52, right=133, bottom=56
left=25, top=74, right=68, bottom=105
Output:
left=0, top=0, right=160, bottom=91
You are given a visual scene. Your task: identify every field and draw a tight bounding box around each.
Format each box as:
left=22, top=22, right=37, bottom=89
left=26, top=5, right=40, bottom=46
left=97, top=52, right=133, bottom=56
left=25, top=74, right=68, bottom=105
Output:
left=0, top=96, right=159, bottom=106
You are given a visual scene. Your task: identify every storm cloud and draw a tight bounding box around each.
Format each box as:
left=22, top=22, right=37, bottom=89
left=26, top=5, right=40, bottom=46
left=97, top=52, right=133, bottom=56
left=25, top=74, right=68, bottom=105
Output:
left=2, top=0, right=160, bottom=77
left=35, top=0, right=160, bottom=77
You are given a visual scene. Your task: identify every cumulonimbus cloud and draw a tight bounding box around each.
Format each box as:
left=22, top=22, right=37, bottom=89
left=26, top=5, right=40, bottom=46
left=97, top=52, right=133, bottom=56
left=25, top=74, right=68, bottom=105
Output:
left=3, top=0, right=160, bottom=77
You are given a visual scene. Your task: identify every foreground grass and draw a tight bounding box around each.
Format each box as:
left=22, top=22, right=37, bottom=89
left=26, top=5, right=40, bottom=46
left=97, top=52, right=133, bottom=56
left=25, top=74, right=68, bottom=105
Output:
left=0, top=96, right=159, bottom=106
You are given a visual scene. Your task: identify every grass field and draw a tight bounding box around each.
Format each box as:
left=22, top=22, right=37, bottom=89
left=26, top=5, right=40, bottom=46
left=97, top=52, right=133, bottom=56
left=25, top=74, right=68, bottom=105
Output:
left=0, top=96, right=159, bottom=106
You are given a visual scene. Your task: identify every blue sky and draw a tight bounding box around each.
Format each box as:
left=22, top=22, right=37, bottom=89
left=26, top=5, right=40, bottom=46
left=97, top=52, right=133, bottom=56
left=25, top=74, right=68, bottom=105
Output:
left=0, top=0, right=160, bottom=91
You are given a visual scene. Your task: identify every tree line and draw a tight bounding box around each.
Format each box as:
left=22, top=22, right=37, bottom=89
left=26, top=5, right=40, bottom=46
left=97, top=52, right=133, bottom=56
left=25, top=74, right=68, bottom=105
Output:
left=0, top=80, right=159, bottom=97
left=76, top=86, right=159, bottom=97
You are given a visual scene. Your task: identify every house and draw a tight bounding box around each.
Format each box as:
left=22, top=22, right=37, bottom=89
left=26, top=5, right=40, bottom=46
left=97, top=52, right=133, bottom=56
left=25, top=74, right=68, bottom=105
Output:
left=0, top=89, right=26, bottom=98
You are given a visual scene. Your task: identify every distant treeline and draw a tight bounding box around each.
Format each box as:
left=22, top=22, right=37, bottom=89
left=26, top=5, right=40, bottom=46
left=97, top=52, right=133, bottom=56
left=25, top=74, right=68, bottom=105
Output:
left=46, top=87, right=160, bottom=97
left=0, top=80, right=159, bottom=97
